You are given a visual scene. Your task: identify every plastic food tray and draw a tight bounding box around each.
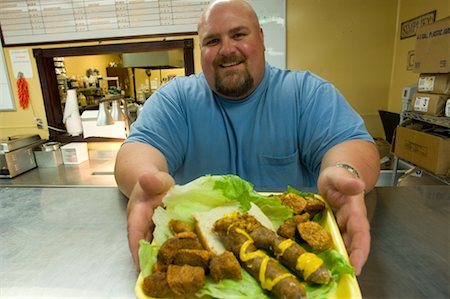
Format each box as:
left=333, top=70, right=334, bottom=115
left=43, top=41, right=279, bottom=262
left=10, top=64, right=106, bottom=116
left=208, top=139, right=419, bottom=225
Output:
left=135, top=194, right=362, bottom=299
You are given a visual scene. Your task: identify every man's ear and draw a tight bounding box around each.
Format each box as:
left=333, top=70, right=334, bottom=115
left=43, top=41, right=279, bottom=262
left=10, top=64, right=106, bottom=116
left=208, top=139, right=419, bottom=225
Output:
left=260, top=27, right=265, bottom=51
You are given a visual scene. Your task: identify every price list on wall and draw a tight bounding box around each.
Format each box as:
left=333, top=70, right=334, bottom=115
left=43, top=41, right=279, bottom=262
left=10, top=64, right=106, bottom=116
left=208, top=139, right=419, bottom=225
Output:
left=0, top=0, right=285, bottom=68
left=0, top=0, right=210, bottom=45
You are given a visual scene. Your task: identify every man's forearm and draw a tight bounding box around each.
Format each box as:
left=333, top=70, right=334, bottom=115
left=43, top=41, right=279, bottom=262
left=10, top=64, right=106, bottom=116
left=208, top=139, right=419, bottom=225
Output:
left=114, top=142, right=169, bottom=197
left=320, top=140, right=380, bottom=192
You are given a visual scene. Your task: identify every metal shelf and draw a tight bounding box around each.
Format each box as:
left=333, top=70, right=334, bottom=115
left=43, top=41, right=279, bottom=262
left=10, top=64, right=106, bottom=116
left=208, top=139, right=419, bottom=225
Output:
left=401, top=111, right=450, bottom=128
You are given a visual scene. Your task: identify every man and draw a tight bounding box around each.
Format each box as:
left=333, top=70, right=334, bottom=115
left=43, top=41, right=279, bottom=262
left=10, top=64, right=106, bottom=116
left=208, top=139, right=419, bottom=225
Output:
left=115, top=0, right=380, bottom=276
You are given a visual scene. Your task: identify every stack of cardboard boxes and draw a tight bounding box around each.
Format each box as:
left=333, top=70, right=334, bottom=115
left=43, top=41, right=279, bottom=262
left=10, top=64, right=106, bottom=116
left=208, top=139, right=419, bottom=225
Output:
left=393, top=16, right=450, bottom=177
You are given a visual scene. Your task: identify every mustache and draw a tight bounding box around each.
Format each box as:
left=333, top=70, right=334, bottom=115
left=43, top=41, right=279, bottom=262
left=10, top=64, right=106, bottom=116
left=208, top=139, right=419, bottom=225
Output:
left=214, top=54, right=246, bottom=67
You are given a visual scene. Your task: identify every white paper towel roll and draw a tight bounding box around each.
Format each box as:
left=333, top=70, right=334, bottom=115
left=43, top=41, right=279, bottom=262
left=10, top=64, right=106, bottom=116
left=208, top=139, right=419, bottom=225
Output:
left=63, top=89, right=83, bottom=136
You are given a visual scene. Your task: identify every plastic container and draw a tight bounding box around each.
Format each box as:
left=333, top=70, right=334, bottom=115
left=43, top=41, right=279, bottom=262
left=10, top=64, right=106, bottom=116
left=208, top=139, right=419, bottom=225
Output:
left=61, top=142, right=89, bottom=164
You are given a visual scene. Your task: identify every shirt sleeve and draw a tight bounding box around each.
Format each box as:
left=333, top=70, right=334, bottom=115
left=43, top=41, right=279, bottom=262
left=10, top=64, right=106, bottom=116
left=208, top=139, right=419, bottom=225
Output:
left=124, top=79, right=188, bottom=174
left=296, top=76, right=373, bottom=177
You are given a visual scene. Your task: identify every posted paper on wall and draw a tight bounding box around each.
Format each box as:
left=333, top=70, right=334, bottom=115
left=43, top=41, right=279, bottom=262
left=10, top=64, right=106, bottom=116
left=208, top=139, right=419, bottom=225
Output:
left=9, top=49, right=33, bottom=79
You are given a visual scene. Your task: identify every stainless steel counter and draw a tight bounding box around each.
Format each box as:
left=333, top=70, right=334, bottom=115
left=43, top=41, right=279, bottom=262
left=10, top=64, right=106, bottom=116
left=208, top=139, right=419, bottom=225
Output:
left=0, top=187, right=136, bottom=298
left=0, top=186, right=448, bottom=298
left=358, top=186, right=449, bottom=299
left=0, top=159, right=116, bottom=187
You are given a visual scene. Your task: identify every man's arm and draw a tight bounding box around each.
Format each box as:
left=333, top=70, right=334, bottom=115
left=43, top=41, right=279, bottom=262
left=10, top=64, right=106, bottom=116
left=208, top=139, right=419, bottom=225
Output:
left=115, top=142, right=169, bottom=197
left=318, top=139, right=380, bottom=275
left=114, top=142, right=175, bottom=269
left=320, top=139, right=380, bottom=192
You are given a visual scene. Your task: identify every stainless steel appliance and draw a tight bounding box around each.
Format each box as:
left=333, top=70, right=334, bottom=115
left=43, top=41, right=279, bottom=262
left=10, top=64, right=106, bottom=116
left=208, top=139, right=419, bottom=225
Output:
left=0, top=134, right=44, bottom=178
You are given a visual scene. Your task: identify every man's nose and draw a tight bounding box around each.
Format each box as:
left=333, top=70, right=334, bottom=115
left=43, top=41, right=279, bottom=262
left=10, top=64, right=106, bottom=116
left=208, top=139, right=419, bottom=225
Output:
left=219, top=38, right=237, bottom=55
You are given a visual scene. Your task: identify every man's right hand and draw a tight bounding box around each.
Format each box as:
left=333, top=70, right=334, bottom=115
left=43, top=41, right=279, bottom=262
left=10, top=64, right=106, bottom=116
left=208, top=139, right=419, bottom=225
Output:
left=126, top=171, right=175, bottom=271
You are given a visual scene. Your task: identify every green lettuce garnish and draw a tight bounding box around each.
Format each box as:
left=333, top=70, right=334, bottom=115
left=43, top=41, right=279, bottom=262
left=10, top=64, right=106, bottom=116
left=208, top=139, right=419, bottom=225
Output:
left=162, top=175, right=293, bottom=229
left=138, top=174, right=355, bottom=299
left=138, top=240, right=159, bottom=277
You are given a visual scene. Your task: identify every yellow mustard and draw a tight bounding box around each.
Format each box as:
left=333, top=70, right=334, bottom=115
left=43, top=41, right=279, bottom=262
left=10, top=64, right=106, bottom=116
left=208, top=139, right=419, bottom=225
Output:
left=235, top=227, right=294, bottom=291
left=275, top=238, right=295, bottom=258
left=296, top=252, right=323, bottom=280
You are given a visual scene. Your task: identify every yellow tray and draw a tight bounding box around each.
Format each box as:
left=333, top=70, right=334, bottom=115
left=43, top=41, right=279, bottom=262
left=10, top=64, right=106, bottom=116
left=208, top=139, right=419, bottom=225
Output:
left=135, top=194, right=362, bottom=299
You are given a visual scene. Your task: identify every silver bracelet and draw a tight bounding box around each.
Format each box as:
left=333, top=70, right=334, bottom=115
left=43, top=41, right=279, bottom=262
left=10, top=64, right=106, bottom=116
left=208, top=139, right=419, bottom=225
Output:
left=336, top=163, right=360, bottom=179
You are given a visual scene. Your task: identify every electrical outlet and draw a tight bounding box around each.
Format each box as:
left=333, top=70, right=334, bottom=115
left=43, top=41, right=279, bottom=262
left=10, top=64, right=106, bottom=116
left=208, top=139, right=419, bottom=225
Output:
left=34, top=117, right=44, bottom=129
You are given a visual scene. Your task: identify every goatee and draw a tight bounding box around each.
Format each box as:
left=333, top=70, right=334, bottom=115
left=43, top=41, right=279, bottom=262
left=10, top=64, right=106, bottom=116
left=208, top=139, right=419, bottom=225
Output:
left=213, top=55, right=254, bottom=98
left=215, top=69, right=253, bottom=98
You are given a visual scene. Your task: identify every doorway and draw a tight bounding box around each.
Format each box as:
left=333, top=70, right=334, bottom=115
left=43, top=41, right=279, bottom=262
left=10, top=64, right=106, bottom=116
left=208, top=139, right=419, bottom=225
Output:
left=33, top=38, right=194, bottom=142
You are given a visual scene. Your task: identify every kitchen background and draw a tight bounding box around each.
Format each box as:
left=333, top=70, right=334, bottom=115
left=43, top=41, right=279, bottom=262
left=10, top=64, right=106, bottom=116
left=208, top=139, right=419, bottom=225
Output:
left=0, top=0, right=448, bottom=141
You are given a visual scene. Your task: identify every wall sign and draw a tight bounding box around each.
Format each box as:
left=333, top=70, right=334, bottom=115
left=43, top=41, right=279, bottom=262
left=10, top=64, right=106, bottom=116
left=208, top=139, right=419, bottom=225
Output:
left=400, top=10, right=436, bottom=40
left=0, top=0, right=286, bottom=68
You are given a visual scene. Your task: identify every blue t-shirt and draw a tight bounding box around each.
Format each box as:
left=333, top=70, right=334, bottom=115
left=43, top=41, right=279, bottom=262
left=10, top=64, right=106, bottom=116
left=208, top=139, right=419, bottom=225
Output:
left=126, top=63, right=372, bottom=191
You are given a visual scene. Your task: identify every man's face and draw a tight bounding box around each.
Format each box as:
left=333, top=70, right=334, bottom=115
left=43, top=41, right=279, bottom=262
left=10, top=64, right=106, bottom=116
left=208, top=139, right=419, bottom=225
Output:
left=198, top=2, right=265, bottom=100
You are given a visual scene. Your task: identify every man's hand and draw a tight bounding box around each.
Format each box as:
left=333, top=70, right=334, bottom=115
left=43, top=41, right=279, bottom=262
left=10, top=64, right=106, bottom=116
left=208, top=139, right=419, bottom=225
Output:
left=318, top=165, right=370, bottom=276
left=127, top=171, right=175, bottom=271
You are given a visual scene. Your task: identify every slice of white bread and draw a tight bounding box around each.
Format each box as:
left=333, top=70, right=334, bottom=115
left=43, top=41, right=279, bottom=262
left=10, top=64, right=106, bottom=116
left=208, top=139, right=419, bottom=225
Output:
left=193, top=202, right=275, bottom=255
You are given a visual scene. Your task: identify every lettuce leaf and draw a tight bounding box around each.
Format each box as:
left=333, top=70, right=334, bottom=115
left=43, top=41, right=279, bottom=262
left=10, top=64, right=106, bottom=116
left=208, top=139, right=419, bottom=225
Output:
left=197, top=270, right=270, bottom=299
left=138, top=240, right=159, bottom=277
left=163, top=175, right=293, bottom=229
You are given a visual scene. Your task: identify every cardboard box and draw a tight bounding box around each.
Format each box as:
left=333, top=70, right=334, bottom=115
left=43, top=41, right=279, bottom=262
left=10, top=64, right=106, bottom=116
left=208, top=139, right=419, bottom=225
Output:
left=61, top=142, right=89, bottom=164
left=446, top=98, right=450, bottom=117
left=414, top=16, right=450, bottom=73
left=375, top=138, right=393, bottom=170
left=393, top=126, right=450, bottom=175
left=417, top=73, right=450, bottom=94
left=412, top=92, right=449, bottom=116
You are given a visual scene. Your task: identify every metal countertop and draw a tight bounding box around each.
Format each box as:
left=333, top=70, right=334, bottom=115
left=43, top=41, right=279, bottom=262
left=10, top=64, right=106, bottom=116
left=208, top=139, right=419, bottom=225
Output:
left=0, top=185, right=448, bottom=298
left=0, top=158, right=117, bottom=187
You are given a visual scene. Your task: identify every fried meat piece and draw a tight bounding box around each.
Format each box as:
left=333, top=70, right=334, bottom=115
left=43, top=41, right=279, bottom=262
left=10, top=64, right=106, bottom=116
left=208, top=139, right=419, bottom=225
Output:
left=166, top=264, right=205, bottom=297
left=293, top=213, right=311, bottom=224
left=303, top=196, right=326, bottom=215
left=215, top=212, right=261, bottom=233
left=280, top=193, right=307, bottom=214
left=173, top=249, right=211, bottom=269
left=277, top=217, right=297, bottom=239
left=174, top=231, right=197, bottom=239
left=142, top=271, right=172, bottom=298
left=157, top=237, right=204, bottom=265
left=153, top=259, right=169, bottom=273
left=169, top=219, right=195, bottom=234
left=209, top=251, right=242, bottom=282
left=277, top=213, right=311, bottom=239
left=298, top=221, right=332, bottom=251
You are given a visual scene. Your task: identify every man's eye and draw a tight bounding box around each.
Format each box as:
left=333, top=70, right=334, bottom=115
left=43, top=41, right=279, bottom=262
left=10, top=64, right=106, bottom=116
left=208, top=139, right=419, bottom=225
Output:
left=233, top=33, right=246, bottom=39
left=205, top=39, right=219, bottom=46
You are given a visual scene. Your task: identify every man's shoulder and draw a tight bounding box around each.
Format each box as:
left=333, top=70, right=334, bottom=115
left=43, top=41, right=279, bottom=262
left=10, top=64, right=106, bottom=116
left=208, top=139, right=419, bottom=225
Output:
left=267, top=64, right=329, bottom=85
left=155, top=73, right=210, bottom=99
left=159, top=72, right=207, bottom=91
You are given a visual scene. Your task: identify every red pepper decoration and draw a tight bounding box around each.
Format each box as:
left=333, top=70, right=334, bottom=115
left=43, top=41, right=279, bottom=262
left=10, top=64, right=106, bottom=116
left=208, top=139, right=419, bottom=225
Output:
left=17, top=72, right=30, bottom=109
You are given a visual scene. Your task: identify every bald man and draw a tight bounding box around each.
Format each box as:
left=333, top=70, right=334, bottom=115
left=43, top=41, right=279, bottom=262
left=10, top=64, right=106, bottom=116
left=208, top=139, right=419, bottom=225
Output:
left=115, top=0, right=379, bottom=275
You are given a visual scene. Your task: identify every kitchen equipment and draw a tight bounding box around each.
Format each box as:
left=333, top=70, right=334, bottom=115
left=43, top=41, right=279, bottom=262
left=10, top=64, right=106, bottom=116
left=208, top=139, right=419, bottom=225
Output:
left=0, top=134, right=44, bottom=178
left=33, top=142, right=63, bottom=167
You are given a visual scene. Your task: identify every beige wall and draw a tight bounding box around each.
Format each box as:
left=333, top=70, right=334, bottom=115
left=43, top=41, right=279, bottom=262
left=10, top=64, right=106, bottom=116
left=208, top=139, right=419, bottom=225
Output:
left=1, top=47, right=48, bottom=138
left=287, top=0, right=398, bottom=138
left=64, top=54, right=120, bottom=81
left=387, top=0, right=449, bottom=113
left=1, top=0, right=448, bottom=140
